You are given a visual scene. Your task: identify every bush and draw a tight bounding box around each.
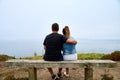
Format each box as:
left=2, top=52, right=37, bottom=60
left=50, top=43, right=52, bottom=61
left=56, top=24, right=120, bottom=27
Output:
left=0, top=54, right=15, bottom=61
left=101, top=51, right=120, bottom=61
left=101, top=54, right=111, bottom=60
left=101, top=74, right=114, bottom=80
left=4, top=75, right=15, bottom=80
left=0, top=55, right=8, bottom=61
left=109, top=51, right=120, bottom=61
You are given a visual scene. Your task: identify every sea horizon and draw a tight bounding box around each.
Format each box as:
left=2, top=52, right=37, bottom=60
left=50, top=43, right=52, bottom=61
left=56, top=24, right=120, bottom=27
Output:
left=0, top=38, right=120, bottom=58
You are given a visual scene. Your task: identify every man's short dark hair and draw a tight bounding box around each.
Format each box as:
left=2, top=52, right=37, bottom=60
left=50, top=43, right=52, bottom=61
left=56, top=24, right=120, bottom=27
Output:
left=52, top=23, right=59, bottom=31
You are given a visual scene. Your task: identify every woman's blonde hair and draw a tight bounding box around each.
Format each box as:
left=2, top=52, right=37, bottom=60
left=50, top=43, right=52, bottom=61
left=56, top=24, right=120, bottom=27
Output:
left=62, top=26, right=70, bottom=38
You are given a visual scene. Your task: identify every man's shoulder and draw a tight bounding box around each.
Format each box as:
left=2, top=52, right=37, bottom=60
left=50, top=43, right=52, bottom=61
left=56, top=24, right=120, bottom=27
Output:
left=58, top=33, right=63, bottom=36
left=46, top=33, right=53, bottom=37
left=46, top=33, right=63, bottom=38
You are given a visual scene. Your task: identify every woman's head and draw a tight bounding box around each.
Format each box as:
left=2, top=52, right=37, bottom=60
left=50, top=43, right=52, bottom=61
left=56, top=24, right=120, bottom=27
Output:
left=62, top=26, right=70, bottom=38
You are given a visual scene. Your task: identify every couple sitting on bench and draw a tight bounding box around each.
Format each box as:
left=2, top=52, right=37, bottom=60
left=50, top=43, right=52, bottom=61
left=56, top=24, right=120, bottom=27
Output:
left=43, top=23, right=77, bottom=80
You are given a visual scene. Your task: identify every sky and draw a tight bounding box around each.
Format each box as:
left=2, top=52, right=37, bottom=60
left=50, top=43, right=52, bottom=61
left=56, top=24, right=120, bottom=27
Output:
left=0, top=0, right=120, bottom=40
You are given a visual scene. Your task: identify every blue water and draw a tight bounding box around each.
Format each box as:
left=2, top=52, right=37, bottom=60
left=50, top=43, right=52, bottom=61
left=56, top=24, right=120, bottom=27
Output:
left=77, top=39, right=120, bottom=54
left=0, top=39, right=120, bottom=58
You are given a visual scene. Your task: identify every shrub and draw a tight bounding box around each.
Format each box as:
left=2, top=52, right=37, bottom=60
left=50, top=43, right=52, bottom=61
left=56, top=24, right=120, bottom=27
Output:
left=109, top=51, right=120, bottom=61
left=101, top=54, right=111, bottom=60
left=4, top=75, right=15, bottom=80
left=101, top=74, right=114, bottom=80
left=0, top=54, right=15, bottom=61
left=0, top=55, right=8, bottom=61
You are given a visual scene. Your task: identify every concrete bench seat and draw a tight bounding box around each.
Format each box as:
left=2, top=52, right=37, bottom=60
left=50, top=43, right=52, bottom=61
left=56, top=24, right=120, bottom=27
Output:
left=5, top=60, right=116, bottom=80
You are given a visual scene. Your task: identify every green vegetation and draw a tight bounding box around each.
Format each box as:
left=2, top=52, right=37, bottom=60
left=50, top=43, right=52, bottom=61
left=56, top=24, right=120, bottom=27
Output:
left=4, top=75, right=28, bottom=80
left=34, top=52, right=37, bottom=57
left=108, top=51, right=120, bottom=61
left=1, top=50, right=120, bottom=61
left=21, top=55, right=43, bottom=60
left=101, top=74, right=114, bottom=80
left=4, top=75, right=14, bottom=80
left=77, top=53, right=105, bottom=60
left=78, top=50, right=120, bottom=61
left=0, top=54, right=15, bottom=61
left=22, top=53, right=106, bottom=60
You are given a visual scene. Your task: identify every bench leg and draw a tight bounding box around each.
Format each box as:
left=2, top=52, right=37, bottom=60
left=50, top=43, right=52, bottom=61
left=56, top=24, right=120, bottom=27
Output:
left=84, top=67, right=93, bottom=80
left=28, top=67, right=37, bottom=80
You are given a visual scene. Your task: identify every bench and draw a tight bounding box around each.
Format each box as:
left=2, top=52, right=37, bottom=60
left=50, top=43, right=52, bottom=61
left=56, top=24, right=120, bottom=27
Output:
left=5, top=60, right=116, bottom=80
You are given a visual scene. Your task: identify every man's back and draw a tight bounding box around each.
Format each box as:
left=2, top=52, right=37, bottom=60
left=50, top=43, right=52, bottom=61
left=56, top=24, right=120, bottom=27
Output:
left=43, top=33, right=67, bottom=61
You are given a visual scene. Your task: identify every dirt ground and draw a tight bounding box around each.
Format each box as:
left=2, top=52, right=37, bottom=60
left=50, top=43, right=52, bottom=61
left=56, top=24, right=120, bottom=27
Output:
left=0, top=61, right=120, bottom=80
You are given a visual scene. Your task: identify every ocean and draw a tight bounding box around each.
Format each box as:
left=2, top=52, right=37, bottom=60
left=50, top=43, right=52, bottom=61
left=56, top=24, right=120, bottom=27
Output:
left=0, top=39, right=120, bottom=58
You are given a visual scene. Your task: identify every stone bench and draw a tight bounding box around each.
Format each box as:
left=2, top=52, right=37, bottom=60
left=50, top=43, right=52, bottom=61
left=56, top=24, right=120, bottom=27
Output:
left=5, top=60, right=116, bottom=80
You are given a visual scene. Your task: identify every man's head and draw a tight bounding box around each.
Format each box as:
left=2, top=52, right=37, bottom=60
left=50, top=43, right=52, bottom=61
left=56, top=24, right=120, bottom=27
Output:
left=52, top=23, right=59, bottom=31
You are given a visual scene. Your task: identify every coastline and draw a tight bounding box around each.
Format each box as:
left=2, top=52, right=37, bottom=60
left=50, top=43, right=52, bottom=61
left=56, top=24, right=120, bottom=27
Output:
left=0, top=39, right=120, bottom=58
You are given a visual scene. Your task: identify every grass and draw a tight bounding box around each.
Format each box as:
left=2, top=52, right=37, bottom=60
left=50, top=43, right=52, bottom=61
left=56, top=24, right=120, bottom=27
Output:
left=19, top=50, right=120, bottom=61
left=20, top=53, right=106, bottom=60
left=21, top=56, right=43, bottom=60
left=77, top=53, right=106, bottom=60
left=0, top=53, right=108, bottom=61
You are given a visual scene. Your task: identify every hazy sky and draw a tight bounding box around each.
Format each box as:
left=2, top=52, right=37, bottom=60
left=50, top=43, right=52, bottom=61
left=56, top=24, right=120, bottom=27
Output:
left=0, top=0, right=120, bottom=40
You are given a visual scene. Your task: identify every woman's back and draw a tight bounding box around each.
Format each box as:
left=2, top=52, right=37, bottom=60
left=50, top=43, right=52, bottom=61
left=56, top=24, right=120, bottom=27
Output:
left=63, top=37, right=76, bottom=55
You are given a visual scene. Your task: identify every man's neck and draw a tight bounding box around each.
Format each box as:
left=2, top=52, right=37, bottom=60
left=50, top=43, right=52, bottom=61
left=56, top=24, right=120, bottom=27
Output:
left=52, top=31, right=58, bottom=33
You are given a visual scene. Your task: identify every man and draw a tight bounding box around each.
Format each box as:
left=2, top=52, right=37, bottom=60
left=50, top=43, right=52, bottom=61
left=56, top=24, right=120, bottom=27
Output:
left=43, top=23, right=77, bottom=80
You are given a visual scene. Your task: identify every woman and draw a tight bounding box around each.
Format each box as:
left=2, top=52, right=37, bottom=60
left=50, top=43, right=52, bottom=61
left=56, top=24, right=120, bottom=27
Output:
left=62, top=26, right=77, bottom=77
